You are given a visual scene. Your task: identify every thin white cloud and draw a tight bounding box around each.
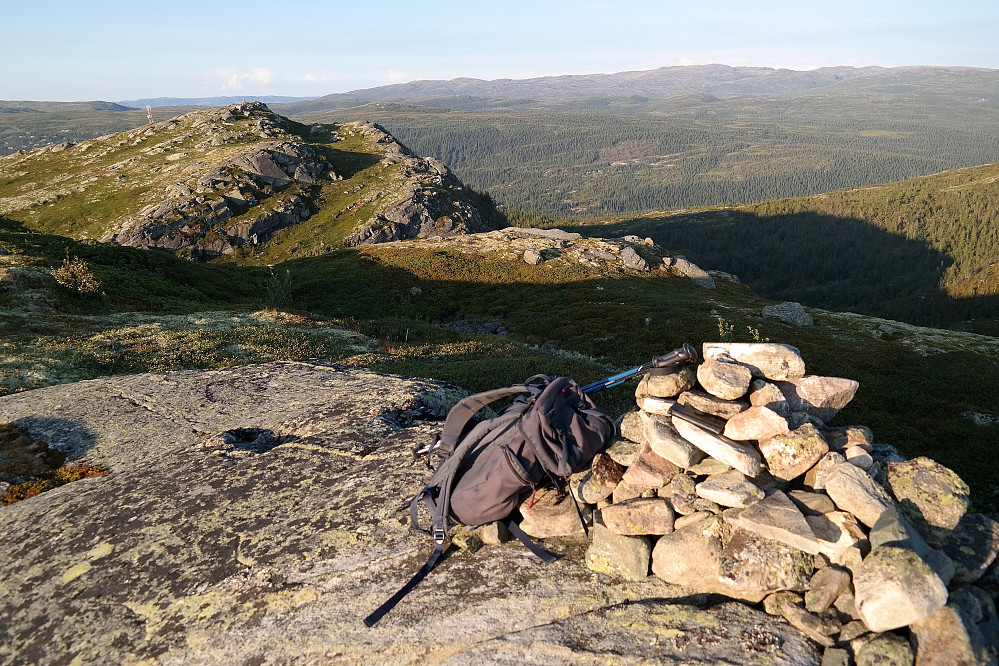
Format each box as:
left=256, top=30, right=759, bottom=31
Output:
left=385, top=69, right=408, bottom=84
left=209, top=67, right=273, bottom=92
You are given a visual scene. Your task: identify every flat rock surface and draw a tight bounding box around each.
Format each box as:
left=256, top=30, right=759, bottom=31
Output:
left=0, top=362, right=822, bottom=665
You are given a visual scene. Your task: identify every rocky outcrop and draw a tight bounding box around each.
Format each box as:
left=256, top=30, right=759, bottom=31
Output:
left=0, top=361, right=822, bottom=666
left=340, top=122, right=495, bottom=247
left=100, top=103, right=336, bottom=257
left=2, top=101, right=499, bottom=260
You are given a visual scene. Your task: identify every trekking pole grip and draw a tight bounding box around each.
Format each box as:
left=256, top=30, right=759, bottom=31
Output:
left=651, top=343, right=697, bottom=369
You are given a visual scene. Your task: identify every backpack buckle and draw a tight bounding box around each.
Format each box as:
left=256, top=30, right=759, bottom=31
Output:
left=432, top=527, right=447, bottom=544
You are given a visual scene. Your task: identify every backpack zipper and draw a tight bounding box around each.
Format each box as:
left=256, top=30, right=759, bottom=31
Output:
left=502, top=445, right=537, bottom=486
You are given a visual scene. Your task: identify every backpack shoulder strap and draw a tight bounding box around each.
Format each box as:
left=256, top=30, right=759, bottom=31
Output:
left=436, top=383, right=541, bottom=449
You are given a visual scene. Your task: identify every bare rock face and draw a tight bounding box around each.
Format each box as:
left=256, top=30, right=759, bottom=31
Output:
left=724, top=405, right=791, bottom=441
left=640, top=410, right=705, bottom=468
left=0, top=363, right=825, bottom=666
left=724, top=490, right=821, bottom=555
left=672, top=417, right=763, bottom=477
left=695, top=469, right=765, bottom=508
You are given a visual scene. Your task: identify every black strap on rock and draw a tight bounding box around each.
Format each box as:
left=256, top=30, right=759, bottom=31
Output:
left=505, top=520, right=558, bottom=564
left=363, top=530, right=448, bottom=627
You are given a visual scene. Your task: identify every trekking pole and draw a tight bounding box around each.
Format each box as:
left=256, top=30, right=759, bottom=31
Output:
left=582, top=343, right=697, bottom=394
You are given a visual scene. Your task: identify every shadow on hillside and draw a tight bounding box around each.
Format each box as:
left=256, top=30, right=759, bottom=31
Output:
left=0, top=215, right=28, bottom=232
left=564, top=211, right=998, bottom=328
left=321, top=147, right=383, bottom=180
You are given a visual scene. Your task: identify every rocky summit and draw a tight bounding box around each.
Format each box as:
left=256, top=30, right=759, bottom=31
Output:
left=0, top=102, right=497, bottom=260
left=1, top=347, right=997, bottom=665
left=1, top=361, right=824, bottom=666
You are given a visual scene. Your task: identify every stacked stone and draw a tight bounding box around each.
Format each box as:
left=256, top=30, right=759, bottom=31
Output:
left=516, top=342, right=999, bottom=665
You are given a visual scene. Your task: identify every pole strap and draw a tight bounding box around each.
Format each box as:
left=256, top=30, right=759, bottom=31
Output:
left=363, top=535, right=447, bottom=627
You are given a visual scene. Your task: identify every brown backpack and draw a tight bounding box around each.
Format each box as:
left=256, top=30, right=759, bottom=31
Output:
left=364, top=374, right=615, bottom=626
left=364, top=345, right=697, bottom=626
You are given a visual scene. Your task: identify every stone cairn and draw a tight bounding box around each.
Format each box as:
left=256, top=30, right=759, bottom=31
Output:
left=512, top=342, right=999, bottom=665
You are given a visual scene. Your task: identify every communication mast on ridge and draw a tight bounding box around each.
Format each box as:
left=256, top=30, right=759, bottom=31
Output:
left=146, top=105, right=153, bottom=125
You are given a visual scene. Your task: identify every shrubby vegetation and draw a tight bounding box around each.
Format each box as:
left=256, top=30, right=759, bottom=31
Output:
left=558, top=163, right=999, bottom=330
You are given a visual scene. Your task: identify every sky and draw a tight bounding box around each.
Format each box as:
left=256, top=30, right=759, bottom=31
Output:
left=3, top=0, right=998, bottom=102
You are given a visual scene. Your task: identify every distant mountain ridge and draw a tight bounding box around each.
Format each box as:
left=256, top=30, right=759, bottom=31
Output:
left=0, top=101, right=135, bottom=113
left=118, top=96, right=316, bottom=108
left=275, top=64, right=999, bottom=114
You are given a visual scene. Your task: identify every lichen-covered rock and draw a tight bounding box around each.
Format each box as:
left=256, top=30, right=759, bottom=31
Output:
left=585, top=522, right=652, bottom=580
left=695, top=470, right=766, bottom=508
left=717, top=527, right=816, bottom=602
left=7, top=362, right=656, bottom=665
left=661, top=472, right=700, bottom=515
left=703, top=342, right=807, bottom=381
left=569, top=467, right=617, bottom=504
left=885, top=456, right=970, bottom=534
left=763, top=590, right=804, bottom=615
left=853, top=632, right=915, bottom=666
left=603, top=436, right=642, bottom=467
left=937, top=512, right=999, bottom=584
left=599, top=497, right=675, bottom=536
left=453, top=601, right=822, bottom=665
left=618, top=409, right=645, bottom=444
left=762, top=302, right=814, bottom=327
left=635, top=365, right=696, bottom=399
left=724, top=490, right=821, bottom=555
left=667, top=256, right=716, bottom=288
left=697, top=355, right=753, bottom=400
left=853, top=546, right=948, bottom=632
left=759, top=423, right=830, bottom=481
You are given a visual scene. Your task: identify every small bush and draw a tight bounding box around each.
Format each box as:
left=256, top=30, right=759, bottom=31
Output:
left=1, top=464, right=110, bottom=505
left=53, top=249, right=101, bottom=295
